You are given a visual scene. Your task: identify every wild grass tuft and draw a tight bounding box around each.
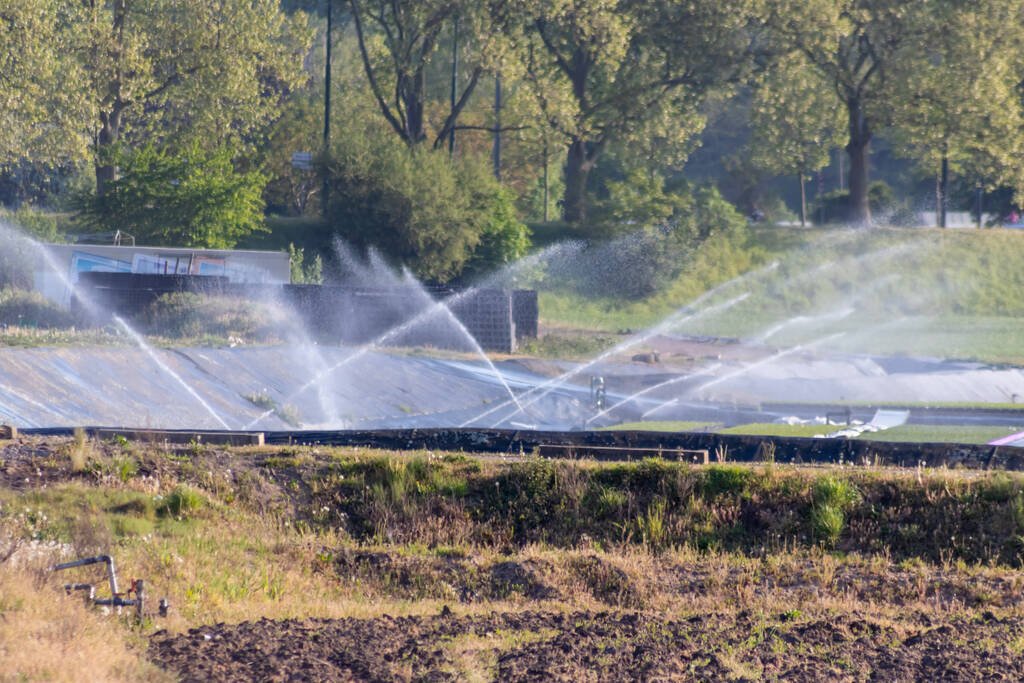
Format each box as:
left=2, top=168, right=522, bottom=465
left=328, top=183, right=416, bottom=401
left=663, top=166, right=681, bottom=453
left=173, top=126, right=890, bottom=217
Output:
left=157, top=486, right=205, bottom=519
left=66, top=427, right=93, bottom=472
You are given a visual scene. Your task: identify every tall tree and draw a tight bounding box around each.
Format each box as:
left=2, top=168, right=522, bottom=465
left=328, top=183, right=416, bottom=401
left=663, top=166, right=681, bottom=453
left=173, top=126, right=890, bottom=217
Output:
left=747, top=54, right=846, bottom=226
left=771, top=0, right=935, bottom=224
left=522, top=0, right=775, bottom=224
left=75, top=0, right=311, bottom=195
left=0, top=0, right=89, bottom=167
left=348, top=0, right=507, bottom=149
left=889, top=1, right=1024, bottom=226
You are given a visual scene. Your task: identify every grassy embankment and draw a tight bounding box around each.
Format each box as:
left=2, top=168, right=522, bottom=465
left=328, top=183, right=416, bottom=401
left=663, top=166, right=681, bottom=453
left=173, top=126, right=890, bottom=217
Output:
left=537, top=225, right=1024, bottom=365
left=4, top=435, right=1024, bottom=678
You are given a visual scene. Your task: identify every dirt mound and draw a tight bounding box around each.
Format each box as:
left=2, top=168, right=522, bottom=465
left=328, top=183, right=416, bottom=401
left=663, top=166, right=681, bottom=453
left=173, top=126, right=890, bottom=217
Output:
left=487, top=560, right=557, bottom=600
left=149, top=609, right=1024, bottom=681
left=567, top=554, right=644, bottom=607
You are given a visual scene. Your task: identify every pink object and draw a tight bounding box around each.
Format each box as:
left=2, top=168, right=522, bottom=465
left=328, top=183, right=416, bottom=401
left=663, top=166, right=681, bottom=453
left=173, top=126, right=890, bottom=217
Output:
left=988, top=431, right=1024, bottom=446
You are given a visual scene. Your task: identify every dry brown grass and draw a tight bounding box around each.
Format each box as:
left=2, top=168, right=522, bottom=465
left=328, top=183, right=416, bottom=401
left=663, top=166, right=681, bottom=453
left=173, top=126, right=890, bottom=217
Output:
left=0, top=562, right=168, bottom=682
left=4, top=437, right=1024, bottom=679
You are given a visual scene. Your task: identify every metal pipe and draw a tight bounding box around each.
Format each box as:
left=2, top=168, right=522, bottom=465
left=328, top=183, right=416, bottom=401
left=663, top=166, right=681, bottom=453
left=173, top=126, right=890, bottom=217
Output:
left=52, top=554, right=119, bottom=613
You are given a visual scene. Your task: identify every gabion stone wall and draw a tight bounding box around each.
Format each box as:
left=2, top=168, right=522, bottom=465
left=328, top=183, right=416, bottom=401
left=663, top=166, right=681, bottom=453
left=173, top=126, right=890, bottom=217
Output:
left=74, top=273, right=535, bottom=353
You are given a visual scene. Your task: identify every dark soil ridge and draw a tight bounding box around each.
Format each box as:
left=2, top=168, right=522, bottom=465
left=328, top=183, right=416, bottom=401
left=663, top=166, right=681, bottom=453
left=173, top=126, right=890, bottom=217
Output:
left=148, top=609, right=1024, bottom=682
left=323, top=551, right=1024, bottom=611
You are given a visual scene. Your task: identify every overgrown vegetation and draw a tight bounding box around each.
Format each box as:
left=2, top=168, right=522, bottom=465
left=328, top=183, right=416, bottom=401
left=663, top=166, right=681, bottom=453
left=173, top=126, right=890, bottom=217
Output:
left=4, top=437, right=1024, bottom=679
left=141, top=292, right=277, bottom=342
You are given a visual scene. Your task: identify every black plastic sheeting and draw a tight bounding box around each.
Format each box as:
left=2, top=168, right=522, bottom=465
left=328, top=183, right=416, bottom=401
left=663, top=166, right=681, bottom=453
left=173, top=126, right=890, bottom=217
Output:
left=22, top=427, right=1024, bottom=471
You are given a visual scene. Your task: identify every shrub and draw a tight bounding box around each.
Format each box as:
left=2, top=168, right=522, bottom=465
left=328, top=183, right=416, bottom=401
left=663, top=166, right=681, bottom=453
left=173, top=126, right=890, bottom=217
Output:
left=547, top=186, right=747, bottom=300
left=76, top=143, right=267, bottom=249
left=142, top=292, right=276, bottom=340
left=324, top=135, right=530, bottom=283
left=0, top=288, right=78, bottom=328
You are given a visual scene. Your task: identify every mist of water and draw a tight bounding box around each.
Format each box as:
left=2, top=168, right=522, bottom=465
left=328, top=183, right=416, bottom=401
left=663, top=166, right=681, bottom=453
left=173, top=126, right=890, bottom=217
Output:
left=0, top=222, right=235, bottom=430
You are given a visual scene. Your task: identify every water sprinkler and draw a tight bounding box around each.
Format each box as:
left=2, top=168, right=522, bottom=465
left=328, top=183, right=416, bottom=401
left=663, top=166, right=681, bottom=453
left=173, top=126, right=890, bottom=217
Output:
left=590, top=376, right=606, bottom=412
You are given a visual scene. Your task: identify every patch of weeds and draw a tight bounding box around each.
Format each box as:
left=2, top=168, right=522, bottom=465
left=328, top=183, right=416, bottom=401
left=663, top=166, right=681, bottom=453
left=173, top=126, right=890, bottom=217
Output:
left=594, top=487, right=627, bottom=518
left=114, top=456, right=138, bottom=482
left=702, top=465, right=749, bottom=497
left=110, top=515, right=155, bottom=538
left=813, top=476, right=861, bottom=509
left=811, top=504, right=845, bottom=546
left=157, top=486, right=205, bottom=519
left=810, top=476, right=861, bottom=547
left=982, top=473, right=1023, bottom=503
left=569, top=555, right=643, bottom=607
left=242, top=392, right=302, bottom=428
left=261, top=455, right=304, bottom=469
left=637, top=500, right=668, bottom=550
left=65, top=427, right=94, bottom=472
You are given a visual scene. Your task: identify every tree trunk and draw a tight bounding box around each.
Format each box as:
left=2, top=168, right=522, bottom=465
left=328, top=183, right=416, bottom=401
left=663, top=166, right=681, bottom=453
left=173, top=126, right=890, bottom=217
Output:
left=95, top=0, right=128, bottom=198
left=977, top=183, right=984, bottom=229
left=322, top=0, right=332, bottom=216
left=845, top=98, right=872, bottom=225
left=562, top=139, right=593, bottom=223
left=406, top=68, right=426, bottom=144
left=799, top=175, right=806, bottom=227
left=95, top=108, right=122, bottom=197
left=940, top=155, right=949, bottom=228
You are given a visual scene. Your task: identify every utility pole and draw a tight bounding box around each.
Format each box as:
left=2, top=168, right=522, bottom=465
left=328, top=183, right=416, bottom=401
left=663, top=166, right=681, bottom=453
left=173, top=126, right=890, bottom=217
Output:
left=322, top=0, right=332, bottom=216
left=542, top=142, right=549, bottom=222
left=492, top=73, right=502, bottom=180
left=449, top=16, right=458, bottom=157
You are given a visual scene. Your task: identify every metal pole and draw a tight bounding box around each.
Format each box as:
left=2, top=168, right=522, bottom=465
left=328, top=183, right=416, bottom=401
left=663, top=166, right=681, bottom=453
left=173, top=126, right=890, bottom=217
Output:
left=135, top=579, right=145, bottom=623
left=322, top=0, right=332, bottom=216
left=449, top=16, right=458, bottom=158
left=542, top=142, right=549, bottom=222
left=492, top=73, right=502, bottom=180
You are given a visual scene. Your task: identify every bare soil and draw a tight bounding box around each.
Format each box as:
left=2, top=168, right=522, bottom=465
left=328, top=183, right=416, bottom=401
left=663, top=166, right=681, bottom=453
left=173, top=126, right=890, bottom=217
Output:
left=149, top=608, right=1024, bottom=682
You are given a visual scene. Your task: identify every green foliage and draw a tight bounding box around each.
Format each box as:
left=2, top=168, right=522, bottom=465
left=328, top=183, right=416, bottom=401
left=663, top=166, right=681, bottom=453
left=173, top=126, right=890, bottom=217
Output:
left=0, top=206, right=63, bottom=289
left=637, top=500, right=668, bottom=550
left=288, top=244, right=323, bottom=284
left=0, top=206, right=60, bottom=242
left=77, top=144, right=268, bottom=248
left=746, top=52, right=846, bottom=224
left=591, top=170, right=690, bottom=227
left=142, top=292, right=274, bottom=341
left=0, top=288, right=78, bottom=329
left=702, top=465, right=750, bottom=497
left=553, top=186, right=748, bottom=301
left=810, top=504, right=845, bottom=546
left=459, top=185, right=532, bottom=282
left=157, top=486, right=204, bottom=519
left=810, top=476, right=860, bottom=547
left=814, top=181, right=898, bottom=223
left=325, top=136, right=530, bottom=283
left=813, top=477, right=861, bottom=510
left=0, top=1, right=90, bottom=166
